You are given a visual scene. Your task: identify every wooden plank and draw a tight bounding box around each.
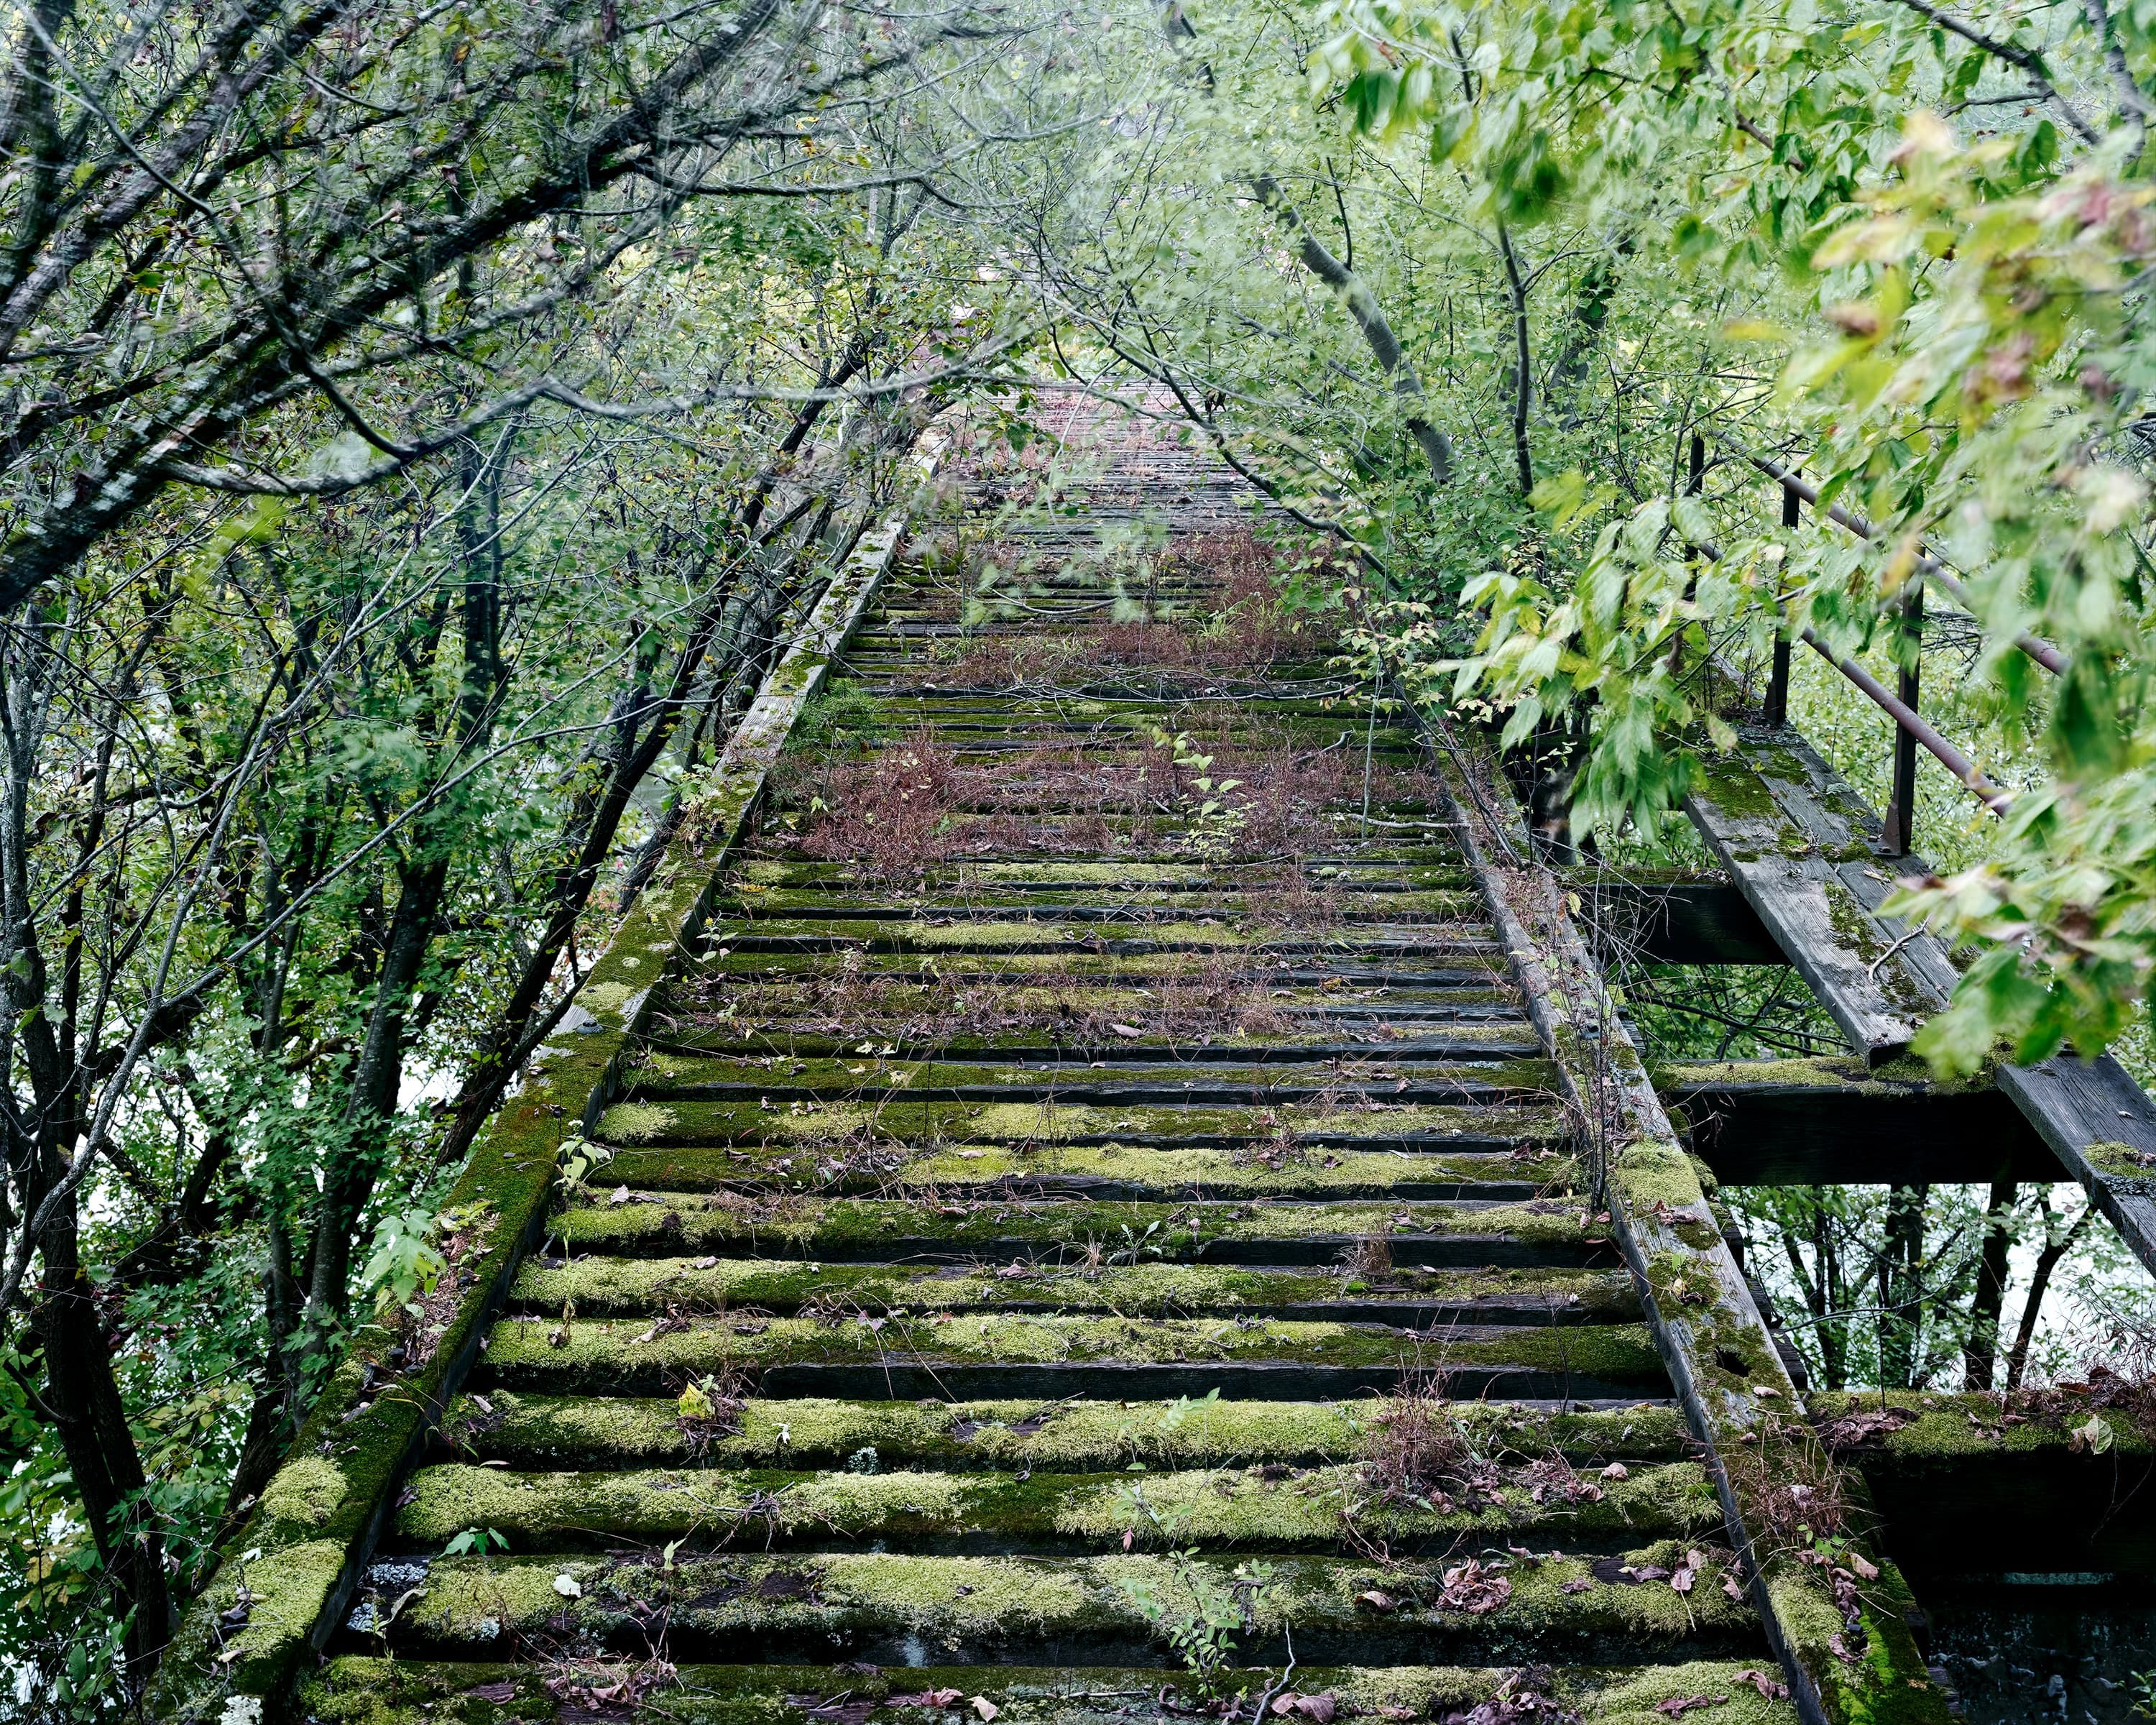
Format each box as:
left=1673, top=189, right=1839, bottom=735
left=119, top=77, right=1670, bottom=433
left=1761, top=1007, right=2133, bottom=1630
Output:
left=1659, top=1057, right=2062, bottom=1185
left=1421, top=717, right=1948, bottom=1725
left=1683, top=743, right=1930, bottom=1062
left=1704, top=721, right=2156, bottom=1279
left=1997, top=1058, right=2156, bottom=1266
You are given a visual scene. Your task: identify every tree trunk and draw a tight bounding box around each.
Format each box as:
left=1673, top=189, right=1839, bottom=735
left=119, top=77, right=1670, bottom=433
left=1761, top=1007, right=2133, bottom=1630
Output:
left=1250, top=175, right=1455, bottom=487
left=1550, top=252, right=1623, bottom=428
left=31, top=1201, right=173, bottom=1679
left=303, top=855, right=448, bottom=1329
left=1963, top=1181, right=2017, bottom=1391
left=1498, top=223, right=1534, bottom=495
left=1879, top=1183, right=1927, bottom=1387
left=2006, top=1200, right=2093, bottom=1390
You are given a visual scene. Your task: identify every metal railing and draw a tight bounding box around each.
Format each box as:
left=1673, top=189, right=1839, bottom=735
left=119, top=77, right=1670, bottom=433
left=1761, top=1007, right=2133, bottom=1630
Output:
left=1695, top=436, right=2045, bottom=851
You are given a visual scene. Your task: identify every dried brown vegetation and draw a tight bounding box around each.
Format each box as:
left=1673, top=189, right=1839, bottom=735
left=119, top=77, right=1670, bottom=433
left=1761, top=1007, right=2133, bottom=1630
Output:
left=770, top=727, right=1435, bottom=879
left=921, top=530, right=1345, bottom=689
left=676, top=952, right=1294, bottom=1045
left=1358, top=1372, right=1472, bottom=1511
left=1720, top=1421, right=1854, bottom=1550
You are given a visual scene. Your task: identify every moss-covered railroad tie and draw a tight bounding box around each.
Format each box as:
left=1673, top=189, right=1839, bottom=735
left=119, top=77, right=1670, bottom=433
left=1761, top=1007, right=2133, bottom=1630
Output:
left=310, top=414, right=1820, bottom=1725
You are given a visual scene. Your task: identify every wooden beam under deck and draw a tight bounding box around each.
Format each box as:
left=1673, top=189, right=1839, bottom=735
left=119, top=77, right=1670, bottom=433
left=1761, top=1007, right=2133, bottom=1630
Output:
left=1658, top=1057, right=2063, bottom=1187
left=1568, top=873, right=1787, bottom=965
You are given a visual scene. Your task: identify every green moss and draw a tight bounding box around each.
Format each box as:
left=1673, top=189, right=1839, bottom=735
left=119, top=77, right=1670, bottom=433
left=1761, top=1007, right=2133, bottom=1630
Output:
left=258, top=1453, right=347, bottom=1533
left=509, top=1254, right=1635, bottom=1322
left=300, top=1658, right=1801, bottom=1725
left=483, top=1308, right=1665, bottom=1393
left=453, top=1391, right=1692, bottom=1473
left=579, top=979, right=637, bottom=1018
left=2082, top=1140, right=2156, bottom=1186
left=395, top=1458, right=1717, bottom=1549
left=594, top=1096, right=1563, bottom=1154
left=1691, top=754, right=1783, bottom=823
left=604, top=1140, right=1570, bottom=1202
left=388, top=1545, right=1754, bottom=1657
left=598, top=1102, right=680, bottom=1143
left=213, top=1537, right=349, bottom=1688
left=1612, top=1143, right=1706, bottom=1214
left=554, top=1194, right=1600, bottom=1256
left=1806, top=1390, right=2148, bottom=1458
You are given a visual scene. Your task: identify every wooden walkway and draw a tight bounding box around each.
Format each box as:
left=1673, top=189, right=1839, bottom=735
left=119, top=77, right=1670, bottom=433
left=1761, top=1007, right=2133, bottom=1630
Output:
left=165, top=408, right=2156, bottom=1725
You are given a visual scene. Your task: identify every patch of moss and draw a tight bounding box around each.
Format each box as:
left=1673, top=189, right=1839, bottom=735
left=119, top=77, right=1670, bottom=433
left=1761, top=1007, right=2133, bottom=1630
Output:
left=300, top=1658, right=1801, bottom=1725
left=482, top=1308, right=1666, bottom=1394
left=447, top=1391, right=1692, bottom=1473
left=258, top=1453, right=347, bottom=1534
left=598, top=1102, right=681, bottom=1143
left=394, top=1456, right=1717, bottom=1550
left=508, top=1254, right=1636, bottom=1322
left=388, top=1544, right=1756, bottom=1660
left=1612, top=1144, right=1707, bottom=1215
left=553, top=1194, right=1602, bottom=1257
left=594, top=1096, right=1563, bottom=1153
left=602, top=1141, right=1567, bottom=1202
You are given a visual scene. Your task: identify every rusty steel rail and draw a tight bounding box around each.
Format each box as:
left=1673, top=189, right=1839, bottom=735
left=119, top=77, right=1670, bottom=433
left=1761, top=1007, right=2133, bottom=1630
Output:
left=1733, top=440, right=2067, bottom=676
left=1677, top=456, right=2017, bottom=840
left=1796, top=625, right=2015, bottom=814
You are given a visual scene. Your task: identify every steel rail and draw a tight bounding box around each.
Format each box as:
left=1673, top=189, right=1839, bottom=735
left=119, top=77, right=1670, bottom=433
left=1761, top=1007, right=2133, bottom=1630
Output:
left=1730, top=440, right=2068, bottom=675
left=1684, top=523, right=2016, bottom=819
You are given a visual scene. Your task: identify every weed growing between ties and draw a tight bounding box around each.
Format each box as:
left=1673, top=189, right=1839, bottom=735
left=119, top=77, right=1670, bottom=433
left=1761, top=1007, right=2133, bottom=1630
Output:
left=767, top=727, right=1438, bottom=878
left=1719, top=1417, right=1892, bottom=1665
left=916, top=530, right=1348, bottom=690
left=1355, top=1371, right=1472, bottom=1514
left=1118, top=1480, right=1283, bottom=1700
left=676, top=952, right=1294, bottom=1046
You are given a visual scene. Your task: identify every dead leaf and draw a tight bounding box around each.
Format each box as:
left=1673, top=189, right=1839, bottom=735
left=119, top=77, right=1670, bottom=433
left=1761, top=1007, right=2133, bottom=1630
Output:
left=1109, top=1023, right=1144, bottom=1039
left=467, top=1681, right=517, bottom=1703
left=1652, top=1698, right=1727, bottom=1717
left=892, top=1692, right=964, bottom=1710
left=1731, top=1672, right=1788, bottom=1702
left=1437, top=1559, right=1511, bottom=1615
left=971, top=1698, right=999, bottom=1722
left=1846, top=1550, right=1879, bottom=1582
left=1561, top=1578, right=1592, bottom=1595
left=1669, top=1567, right=1694, bottom=1594
left=1600, top=1463, right=1627, bottom=1481
left=1355, top=1589, right=1397, bottom=1612
left=2072, top=1414, right=2116, bottom=1455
